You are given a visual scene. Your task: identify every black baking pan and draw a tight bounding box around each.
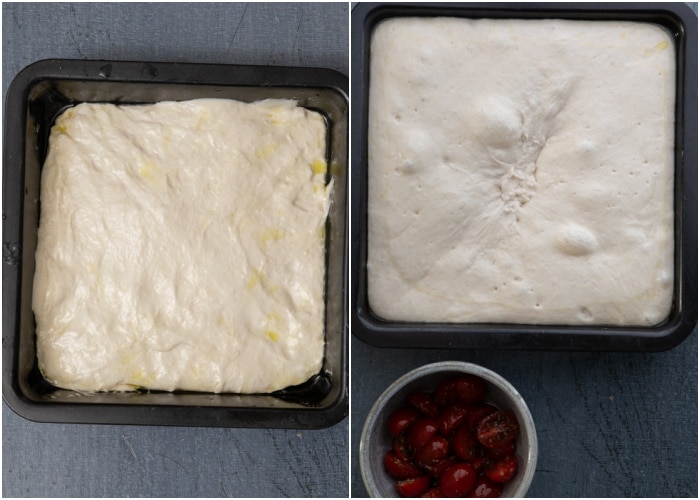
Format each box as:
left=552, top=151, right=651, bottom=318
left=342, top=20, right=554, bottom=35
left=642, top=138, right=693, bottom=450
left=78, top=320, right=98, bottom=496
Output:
left=3, top=59, right=348, bottom=428
left=351, top=3, right=698, bottom=351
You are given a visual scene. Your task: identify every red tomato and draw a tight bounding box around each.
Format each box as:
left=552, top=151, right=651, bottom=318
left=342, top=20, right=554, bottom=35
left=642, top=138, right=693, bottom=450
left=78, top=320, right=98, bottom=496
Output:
left=434, top=378, right=458, bottom=406
left=434, top=376, right=487, bottom=406
left=484, top=441, right=516, bottom=459
left=407, top=418, right=439, bottom=451
left=423, top=456, right=457, bottom=478
left=470, top=477, right=504, bottom=498
left=384, top=450, right=423, bottom=480
left=393, top=431, right=413, bottom=462
left=476, top=411, right=519, bottom=448
left=396, top=476, right=432, bottom=497
left=452, top=424, right=480, bottom=461
left=407, top=392, right=440, bottom=417
left=421, top=487, right=444, bottom=498
left=438, top=404, right=471, bottom=436
left=415, top=435, right=450, bottom=467
left=452, top=375, right=488, bottom=404
left=439, top=463, right=477, bottom=498
left=485, top=455, right=518, bottom=483
left=470, top=456, right=490, bottom=474
left=388, top=407, right=420, bottom=437
left=466, top=404, right=499, bottom=430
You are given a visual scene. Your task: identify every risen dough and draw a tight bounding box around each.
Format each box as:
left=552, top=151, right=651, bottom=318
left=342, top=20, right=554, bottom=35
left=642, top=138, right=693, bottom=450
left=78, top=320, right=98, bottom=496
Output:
left=34, top=98, right=331, bottom=393
left=368, top=18, right=675, bottom=326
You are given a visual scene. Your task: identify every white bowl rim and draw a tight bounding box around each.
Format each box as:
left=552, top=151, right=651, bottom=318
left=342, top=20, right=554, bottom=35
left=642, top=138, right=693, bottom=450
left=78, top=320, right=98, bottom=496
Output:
left=359, top=361, right=538, bottom=498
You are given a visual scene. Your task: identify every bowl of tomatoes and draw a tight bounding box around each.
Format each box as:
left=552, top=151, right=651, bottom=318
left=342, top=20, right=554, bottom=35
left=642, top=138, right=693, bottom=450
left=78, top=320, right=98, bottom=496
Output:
left=359, top=361, right=537, bottom=497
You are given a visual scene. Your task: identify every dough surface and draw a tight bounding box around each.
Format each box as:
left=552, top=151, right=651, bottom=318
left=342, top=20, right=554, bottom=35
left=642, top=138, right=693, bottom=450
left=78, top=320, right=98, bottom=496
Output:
left=34, top=98, right=331, bottom=393
left=368, top=18, right=675, bottom=326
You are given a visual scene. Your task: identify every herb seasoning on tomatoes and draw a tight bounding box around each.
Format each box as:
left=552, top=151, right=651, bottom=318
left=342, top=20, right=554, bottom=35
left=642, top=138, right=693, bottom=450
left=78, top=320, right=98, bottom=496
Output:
left=383, top=375, right=520, bottom=497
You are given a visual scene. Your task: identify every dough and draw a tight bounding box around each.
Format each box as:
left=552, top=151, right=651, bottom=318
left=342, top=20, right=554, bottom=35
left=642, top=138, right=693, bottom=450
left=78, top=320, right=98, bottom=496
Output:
left=34, top=98, right=331, bottom=393
left=368, top=18, right=675, bottom=326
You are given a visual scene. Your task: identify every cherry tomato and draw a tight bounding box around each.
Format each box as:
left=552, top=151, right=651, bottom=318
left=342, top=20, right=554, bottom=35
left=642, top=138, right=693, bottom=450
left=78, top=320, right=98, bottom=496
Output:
left=476, top=411, right=519, bottom=449
left=423, top=456, right=457, bottom=478
left=452, top=375, right=488, bottom=404
left=396, top=476, right=431, bottom=497
left=484, top=441, right=516, bottom=459
left=466, top=404, right=499, bottom=430
left=421, top=487, right=444, bottom=498
left=415, top=435, right=450, bottom=468
left=407, top=392, right=440, bottom=417
left=434, top=378, right=458, bottom=406
left=470, top=477, right=504, bottom=498
left=452, top=424, right=480, bottom=461
left=439, top=462, right=477, bottom=498
left=407, top=418, right=439, bottom=451
left=470, top=455, right=490, bottom=474
left=393, top=431, right=413, bottom=462
left=388, top=407, right=420, bottom=436
left=384, top=450, right=423, bottom=480
left=485, top=455, right=518, bottom=483
left=435, top=376, right=487, bottom=406
left=438, top=404, right=471, bottom=436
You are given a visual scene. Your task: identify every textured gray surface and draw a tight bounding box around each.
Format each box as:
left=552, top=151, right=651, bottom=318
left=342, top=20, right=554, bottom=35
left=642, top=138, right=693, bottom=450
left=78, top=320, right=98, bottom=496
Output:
left=350, top=2, right=698, bottom=498
left=2, top=2, right=348, bottom=498
left=351, top=335, right=698, bottom=497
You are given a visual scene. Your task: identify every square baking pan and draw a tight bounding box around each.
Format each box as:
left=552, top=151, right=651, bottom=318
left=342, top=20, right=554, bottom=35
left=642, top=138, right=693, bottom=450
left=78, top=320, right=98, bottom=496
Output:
left=351, top=2, right=697, bottom=351
left=3, top=59, right=348, bottom=428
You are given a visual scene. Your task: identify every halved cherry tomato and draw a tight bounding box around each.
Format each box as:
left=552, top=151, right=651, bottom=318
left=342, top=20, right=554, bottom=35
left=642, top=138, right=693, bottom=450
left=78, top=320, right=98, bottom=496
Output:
left=396, top=476, right=431, bottom=497
left=407, top=392, right=440, bottom=417
left=466, top=404, right=499, bottom=430
left=452, top=424, right=480, bottom=461
left=388, top=407, right=420, bottom=437
left=476, top=411, right=519, bottom=449
left=437, top=404, right=471, bottom=436
left=415, top=435, right=450, bottom=468
left=484, top=455, right=518, bottom=483
left=439, top=462, right=477, bottom=498
left=470, top=477, right=504, bottom=498
left=424, top=456, right=457, bottom=479
left=452, top=375, right=488, bottom=404
left=434, top=375, right=487, bottom=406
left=407, top=418, right=439, bottom=451
left=421, top=487, right=444, bottom=498
left=470, top=456, right=490, bottom=474
left=384, top=450, right=423, bottom=480
left=484, top=441, right=516, bottom=459
left=434, top=378, right=458, bottom=406
left=393, top=431, right=413, bottom=461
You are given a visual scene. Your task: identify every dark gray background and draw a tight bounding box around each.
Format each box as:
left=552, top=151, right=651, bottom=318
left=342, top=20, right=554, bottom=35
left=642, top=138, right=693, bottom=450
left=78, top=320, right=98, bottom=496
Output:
left=350, top=3, right=698, bottom=497
left=2, top=2, right=348, bottom=497
left=352, top=337, right=698, bottom=497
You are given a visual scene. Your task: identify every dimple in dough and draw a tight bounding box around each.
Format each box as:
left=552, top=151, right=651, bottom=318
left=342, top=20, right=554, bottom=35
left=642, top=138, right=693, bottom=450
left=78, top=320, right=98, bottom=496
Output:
left=34, top=98, right=331, bottom=393
left=367, top=18, right=675, bottom=326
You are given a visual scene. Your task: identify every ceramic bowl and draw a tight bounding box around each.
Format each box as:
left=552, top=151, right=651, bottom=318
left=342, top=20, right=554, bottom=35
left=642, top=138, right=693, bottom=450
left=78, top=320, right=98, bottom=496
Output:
left=360, top=361, right=537, bottom=497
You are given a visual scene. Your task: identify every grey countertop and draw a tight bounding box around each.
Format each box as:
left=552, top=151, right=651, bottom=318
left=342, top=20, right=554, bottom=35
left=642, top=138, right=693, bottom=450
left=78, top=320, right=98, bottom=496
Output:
left=351, top=335, right=698, bottom=497
left=2, top=3, right=348, bottom=497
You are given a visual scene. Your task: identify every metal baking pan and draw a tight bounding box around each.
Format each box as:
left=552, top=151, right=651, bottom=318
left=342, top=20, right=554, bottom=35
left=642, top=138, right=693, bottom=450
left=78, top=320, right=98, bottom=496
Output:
left=351, top=3, right=697, bottom=351
left=3, top=59, right=348, bottom=428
